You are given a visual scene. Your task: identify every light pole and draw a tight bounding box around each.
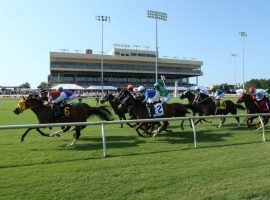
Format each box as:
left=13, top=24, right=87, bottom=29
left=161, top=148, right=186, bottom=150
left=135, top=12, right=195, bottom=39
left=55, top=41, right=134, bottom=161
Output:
left=147, top=10, right=167, bottom=83
left=239, top=31, right=247, bottom=89
left=96, top=15, right=110, bottom=95
left=231, top=53, right=239, bottom=90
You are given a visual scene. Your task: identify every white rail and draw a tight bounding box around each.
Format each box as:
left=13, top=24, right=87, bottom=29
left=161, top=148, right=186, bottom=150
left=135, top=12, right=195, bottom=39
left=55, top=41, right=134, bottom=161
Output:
left=0, top=113, right=269, bottom=157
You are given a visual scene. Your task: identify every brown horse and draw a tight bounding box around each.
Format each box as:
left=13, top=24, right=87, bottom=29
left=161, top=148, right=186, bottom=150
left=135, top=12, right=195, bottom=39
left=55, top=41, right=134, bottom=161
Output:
left=237, top=93, right=269, bottom=129
left=100, top=92, right=134, bottom=128
left=193, top=93, right=245, bottom=127
left=180, top=90, right=212, bottom=126
left=118, top=92, right=189, bottom=137
left=13, top=96, right=112, bottom=146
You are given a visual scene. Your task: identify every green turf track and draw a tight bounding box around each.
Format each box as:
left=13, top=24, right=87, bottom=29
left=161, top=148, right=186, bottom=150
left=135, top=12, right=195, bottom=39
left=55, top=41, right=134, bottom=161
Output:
left=1, top=98, right=270, bottom=200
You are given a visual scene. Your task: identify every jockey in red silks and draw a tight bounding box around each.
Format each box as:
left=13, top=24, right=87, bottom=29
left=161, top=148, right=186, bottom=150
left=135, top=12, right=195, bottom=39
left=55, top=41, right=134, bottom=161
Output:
left=248, top=87, right=256, bottom=99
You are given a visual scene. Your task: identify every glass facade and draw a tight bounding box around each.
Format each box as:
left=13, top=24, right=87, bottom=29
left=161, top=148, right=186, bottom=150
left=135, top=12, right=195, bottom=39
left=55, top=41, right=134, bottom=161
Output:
left=51, top=61, right=201, bottom=75
left=50, top=58, right=202, bottom=87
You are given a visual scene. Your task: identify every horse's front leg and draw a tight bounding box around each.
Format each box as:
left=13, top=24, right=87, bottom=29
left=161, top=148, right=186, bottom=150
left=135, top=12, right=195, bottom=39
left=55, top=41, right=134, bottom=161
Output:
left=217, top=118, right=225, bottom=128
left=118, top=114, right=123, bottom=128
left=153, top=121, right=169, bottom=137
left=180, top=120, right=185, bottom=130
left=68, top=126, right=81, bottom=146
left=36, top=128, right=50, bottom=137
left=20, top=128, right=33, bottom=142
left=135, top=122, right=148, bottom=137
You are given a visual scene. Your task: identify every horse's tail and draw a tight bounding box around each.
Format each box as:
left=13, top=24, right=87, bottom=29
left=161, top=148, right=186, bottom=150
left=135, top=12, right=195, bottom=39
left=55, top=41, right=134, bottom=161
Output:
left=236, top=104, right=246, bottom=110
left=88, top=106, right=113, bottom=121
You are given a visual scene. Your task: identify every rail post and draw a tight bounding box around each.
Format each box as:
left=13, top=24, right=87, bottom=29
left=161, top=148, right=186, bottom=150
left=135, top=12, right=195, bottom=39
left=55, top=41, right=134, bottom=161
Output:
left=258, top=116, right=266, bottom=142
left=190, top=118, right=197, bottom=148
left=101, top=123, right=107, bottom=157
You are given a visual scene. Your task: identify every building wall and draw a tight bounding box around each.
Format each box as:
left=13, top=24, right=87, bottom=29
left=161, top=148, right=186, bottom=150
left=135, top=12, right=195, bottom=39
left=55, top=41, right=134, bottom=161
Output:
left=49, top=51, right=203, bottom=87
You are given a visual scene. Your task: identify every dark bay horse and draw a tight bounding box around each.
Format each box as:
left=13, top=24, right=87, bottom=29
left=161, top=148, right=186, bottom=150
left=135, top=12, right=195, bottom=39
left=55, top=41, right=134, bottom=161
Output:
left=237, top=93, right=269, bottom=129
left=193, top=93, right=245, bottom=127
left=13, top=96, right=112, bottom=146
left=100, top=93, right=130, bottom=128
left=180, top=90, right=212, bottom=125
left=119, top=92, right=189, bottom=137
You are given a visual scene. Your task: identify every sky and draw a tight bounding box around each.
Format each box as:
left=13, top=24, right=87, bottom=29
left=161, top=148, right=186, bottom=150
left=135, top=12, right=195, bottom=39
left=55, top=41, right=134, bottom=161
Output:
left=0, top=0, right=270, bottom=88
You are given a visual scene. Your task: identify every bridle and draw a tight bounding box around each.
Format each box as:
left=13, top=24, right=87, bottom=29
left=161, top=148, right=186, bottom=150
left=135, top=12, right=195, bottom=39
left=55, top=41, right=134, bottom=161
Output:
left=193, top=93, right=211, bottom=105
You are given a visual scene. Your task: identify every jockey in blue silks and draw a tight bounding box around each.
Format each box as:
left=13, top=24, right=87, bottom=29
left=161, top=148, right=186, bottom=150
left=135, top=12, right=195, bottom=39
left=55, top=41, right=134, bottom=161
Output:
left=137, top=86, right=160, bottom=117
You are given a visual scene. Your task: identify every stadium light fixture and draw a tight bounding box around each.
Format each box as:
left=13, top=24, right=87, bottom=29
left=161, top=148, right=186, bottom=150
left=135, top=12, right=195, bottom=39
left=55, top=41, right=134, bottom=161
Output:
left=239, top=31, right=247, bottom=89
left=147, top=10, right=167, bottom=83
left=231, top=53, right=239, bottom=89
left=95, top=15, right=111, bottom=95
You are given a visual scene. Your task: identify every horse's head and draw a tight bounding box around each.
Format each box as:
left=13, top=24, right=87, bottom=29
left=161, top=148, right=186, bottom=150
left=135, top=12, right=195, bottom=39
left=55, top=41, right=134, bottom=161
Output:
left=237, top=93, right=252, bottom=104
left=117, top=92, right=138, bottom=111
left=13, top=96, right=42, bottom=115
left=100, top=93, right=114, bottom=104
left=180, top=90, right=193, bottom=100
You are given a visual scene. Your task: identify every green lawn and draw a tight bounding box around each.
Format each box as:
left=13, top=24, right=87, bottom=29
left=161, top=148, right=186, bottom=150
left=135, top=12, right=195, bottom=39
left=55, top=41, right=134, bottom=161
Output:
left=0, top=98, right=270, bottom=200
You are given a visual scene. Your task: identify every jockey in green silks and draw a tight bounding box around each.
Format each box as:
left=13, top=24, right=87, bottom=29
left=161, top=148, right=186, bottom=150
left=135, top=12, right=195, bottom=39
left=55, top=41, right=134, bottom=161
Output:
left=154, top=82, right=171, bottom=103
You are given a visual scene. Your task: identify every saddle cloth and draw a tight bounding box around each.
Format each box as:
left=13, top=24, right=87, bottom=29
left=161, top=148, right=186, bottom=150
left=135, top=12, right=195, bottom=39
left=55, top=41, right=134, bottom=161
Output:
left=258, top=101, right=270, bottom=111
left=217, top=100, right=226, bottom=110
left=147, top=103, right=164, bottom=117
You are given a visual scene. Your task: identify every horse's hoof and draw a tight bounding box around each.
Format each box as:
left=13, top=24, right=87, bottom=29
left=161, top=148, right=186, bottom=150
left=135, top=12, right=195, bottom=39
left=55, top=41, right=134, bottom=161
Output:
left=19, top=139, right=24, bottom=143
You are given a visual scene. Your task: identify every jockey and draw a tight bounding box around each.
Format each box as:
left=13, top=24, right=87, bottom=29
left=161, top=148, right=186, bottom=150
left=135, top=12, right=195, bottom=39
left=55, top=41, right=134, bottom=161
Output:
left=50, top=87, right=77, bottom=117
left=194, top=86, right=209, bottom=96
left=209, top=85, right=225, bottom=114
left=137, top=86, right=160, bottom=117
left=236, top=89, right=246, bottom=96
left=52, top=87, right=77, bottom=105
left=127, top=84, right=138, bottom=95
left=209, top=85, right=225, bottom=100
left=40, top=89, right=48, bottom=103
left=154, top=82, right=171, bottom=103
left=248, top=87, right=256, bottom=99
left=254, top=89, right=267, bottom=101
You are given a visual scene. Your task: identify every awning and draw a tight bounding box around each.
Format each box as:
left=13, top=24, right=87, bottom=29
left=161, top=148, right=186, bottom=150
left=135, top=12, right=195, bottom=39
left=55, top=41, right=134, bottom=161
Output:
left=86, top=86, right=117, bottom=90
left=51, top=84, right=85, bottom=90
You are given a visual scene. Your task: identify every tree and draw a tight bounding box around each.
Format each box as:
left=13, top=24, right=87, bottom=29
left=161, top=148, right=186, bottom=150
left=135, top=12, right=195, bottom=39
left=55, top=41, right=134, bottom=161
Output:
left=37, top=82, right=48, bottom=89
left=245, top=79, right=270, bottom=90
left=19, top=82, right=31, bottom=88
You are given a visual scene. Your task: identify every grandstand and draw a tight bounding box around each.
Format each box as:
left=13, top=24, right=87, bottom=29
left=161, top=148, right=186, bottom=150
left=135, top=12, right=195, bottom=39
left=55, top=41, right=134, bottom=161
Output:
left=48, top=45, right=203, bottom=88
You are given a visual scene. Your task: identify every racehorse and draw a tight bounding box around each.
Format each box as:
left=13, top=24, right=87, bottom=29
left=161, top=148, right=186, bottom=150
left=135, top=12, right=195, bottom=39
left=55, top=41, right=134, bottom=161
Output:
left=118, top=91, right=189, bottom=137
left=193, top=92, right=245, bottom=127
left=100, top=93, right=131, bottom=128
left=180, top=90, right=212, bottom=126
left=237, top=93, right=269, bottom=129
left=13, top=96, right=112, bottom=146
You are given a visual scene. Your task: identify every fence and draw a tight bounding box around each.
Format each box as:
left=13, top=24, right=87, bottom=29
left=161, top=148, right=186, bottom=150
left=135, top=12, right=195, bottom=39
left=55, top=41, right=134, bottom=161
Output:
left=0, top=113, right=269, bottom=157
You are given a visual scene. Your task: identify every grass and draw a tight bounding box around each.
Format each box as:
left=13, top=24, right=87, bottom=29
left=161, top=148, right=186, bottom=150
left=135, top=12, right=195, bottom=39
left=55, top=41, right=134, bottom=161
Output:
left=0, top=98, right=270, bottom=200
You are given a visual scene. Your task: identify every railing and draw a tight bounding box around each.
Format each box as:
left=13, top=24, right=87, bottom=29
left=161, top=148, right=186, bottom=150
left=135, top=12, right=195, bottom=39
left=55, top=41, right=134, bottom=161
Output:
left=0, top=113, right=269, bottom=157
